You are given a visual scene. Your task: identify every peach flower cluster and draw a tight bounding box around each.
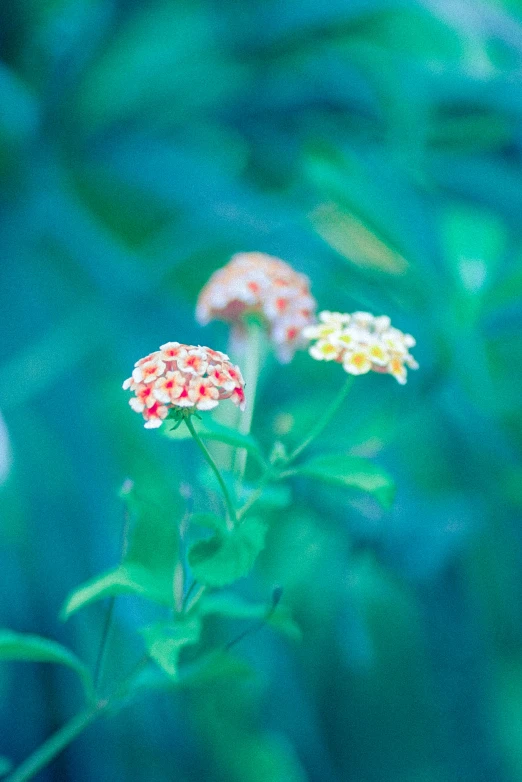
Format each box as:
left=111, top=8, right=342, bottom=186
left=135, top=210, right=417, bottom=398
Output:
left=304, top=311, right=418, bottom=384
left=123, top=343, right=246, bottom=428
left=196, top=252, right=316, bottom=363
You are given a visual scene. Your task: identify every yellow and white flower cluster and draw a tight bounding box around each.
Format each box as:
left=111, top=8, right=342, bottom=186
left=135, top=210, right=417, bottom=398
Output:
left=123, top=343, right=246, bottom=428
left=196, top=252, right=316, bottom=363
left=303, top=311, right=418, bottom=384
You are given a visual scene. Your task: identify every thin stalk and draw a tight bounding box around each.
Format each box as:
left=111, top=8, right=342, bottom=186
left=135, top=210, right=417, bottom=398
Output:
left=181, top=579, right=198, bottom=612
left=92, top=599, right=116, bottom=692
left=236, top=465, right=277, bottom=522
left=236, top=377, right=353, bottom=520
left=8, top=659, right=148, bottom=782
left=184, top=583, right=207, bottom=614
left=233, top=320, right=264, bottom=479
left=185, top=416, right=236, bottom=529
left=287, top=376, right=353, bottom=463
left=7, top=705, right=103, bottom=782
left=92, top=503, right=131, bottom=693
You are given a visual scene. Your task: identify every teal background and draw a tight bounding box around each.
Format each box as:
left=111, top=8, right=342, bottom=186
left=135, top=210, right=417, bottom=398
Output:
left=2, top=0, right=522, bottom=780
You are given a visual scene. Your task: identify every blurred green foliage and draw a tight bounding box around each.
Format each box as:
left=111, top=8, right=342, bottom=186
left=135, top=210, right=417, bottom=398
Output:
left=2, top=0, right=522, bottom=780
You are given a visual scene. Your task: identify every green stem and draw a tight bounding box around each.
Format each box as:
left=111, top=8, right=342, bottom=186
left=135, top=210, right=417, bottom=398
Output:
left=92, top=598, right=115, bottom=691
left=185, top=416, right=236, bottom=529
left=8, top=658, right=148, bottom=782
left=233, top=320, right=264, bottom=479
left=181, top=579, right=198, bottom=612
left=184, top=583, right=207, bottom=614
left=287, top=376, right=353, bottom=463
left=236, top=466, right=277, bottom=522
left=7, top=705, right=102, bottom=782
left=93, top=503, right=131, bottom=693
left=236, top=377, right=353, bottom=520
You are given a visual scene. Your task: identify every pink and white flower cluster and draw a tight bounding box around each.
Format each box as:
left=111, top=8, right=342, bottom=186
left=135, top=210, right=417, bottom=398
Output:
left=196, top=252, right=316, bottom=363
left=123, top=343, right=246, bottom=428
left=304, top=311, right=418, bottom=384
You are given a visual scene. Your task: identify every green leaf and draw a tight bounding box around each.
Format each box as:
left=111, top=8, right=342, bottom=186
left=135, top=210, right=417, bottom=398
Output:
left=74, top=4, right=243, bottom=132
left=141, top=617, right=201, bottom=678
left=60, top=563, right=175, bottom=620
left=164, top=415, right=265, bottom=465
left=122, top=482, right=179, bottom=576
left=189, top=517, right=268, bottom=587
left=62, top=481, right=180, bottom=619
left=293, top=454, right=395, bottom=509
left=0, top=631, right=93, bottom=697
left=0, top=756, right=12, bottom=777
left=200, top=593, right=302, bottom=641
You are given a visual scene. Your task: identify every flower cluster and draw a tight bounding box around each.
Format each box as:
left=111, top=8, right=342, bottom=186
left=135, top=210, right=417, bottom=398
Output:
left=304, top=311, right=418, bottom=384
left=123, top=343, right=246, bottom=428
left=196, top=252, right=316, bottom=363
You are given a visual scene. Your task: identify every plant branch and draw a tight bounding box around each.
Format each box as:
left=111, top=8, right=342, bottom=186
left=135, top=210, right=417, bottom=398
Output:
left=7, top=707, right=102, bottom=782
left=92, top=500, right=131, bottom=693
left=7, top=657, right=148, bottom=782
left=287, top=376, right=353, bottom=463
left=185, top=416, right=237, bottom=529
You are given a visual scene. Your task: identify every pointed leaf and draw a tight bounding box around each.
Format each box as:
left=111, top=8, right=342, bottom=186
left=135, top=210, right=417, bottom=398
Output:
left=141, top=618, right=201, bottom=678
left=189, top=517, right=267, bottom=587
left=61, top=563, right=175, bottom=620
left=293, top=454, right=395, bottom=509
left=0, top=631, right=92, bottom=697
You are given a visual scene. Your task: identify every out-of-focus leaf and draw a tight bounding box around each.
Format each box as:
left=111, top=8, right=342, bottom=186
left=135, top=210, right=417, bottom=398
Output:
left=291, top=454, right=395, bottom=508
left=0, top=631, right=92, bottom=697
left=441, top=203, right=505, bottom=300
left=0, top=756, right=12, bottom=777
left=164, top=415, right=266, bottom=466
left=74, top=2, right=244, bottom=131
left=248, top=483, right=292, bottom=512
left=141, top=617, right=201, bottom=678
left=429, top=153, right=522, bottom=231
left=189, top=517, right=267, bottom=587
left=311, top=202, right=409, bottom=276
left=304, top=140, right=436, bottom=276
left=122, top=481, right=178, bottom=580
